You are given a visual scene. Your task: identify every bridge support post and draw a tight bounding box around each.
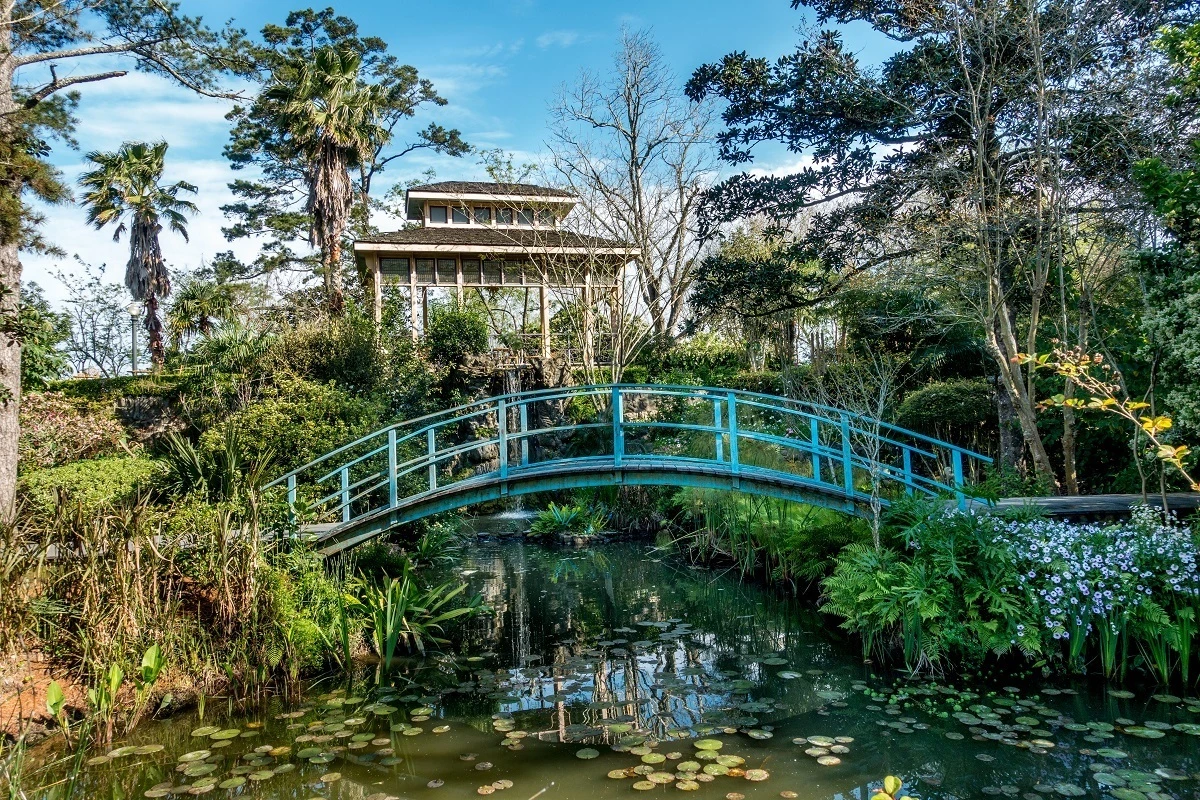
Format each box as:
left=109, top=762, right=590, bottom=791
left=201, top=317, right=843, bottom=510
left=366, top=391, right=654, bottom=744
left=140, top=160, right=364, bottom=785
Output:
left=612, top=386, right=624, bottom=468
left=340, top=467, right=350, bottom=523
left=427, top=428, right=437, bottom=491
left=388, top=429, right=398, bottom=507
left=727, top=392, right=739, bottom=488
left=287, top=475, right=296, bottom=525
left=498, top=398, right=508, bottom=493
left=713, top=399, right=724, bottom=463
left=840, top=413, right=854, bottom=499
left=902, top=447, right=913, bottom=496
left=952, top=449, right=965, bottom=510
left=810, top=417, right=821, bottom=482
left=519, top=403, right=529, bottom=466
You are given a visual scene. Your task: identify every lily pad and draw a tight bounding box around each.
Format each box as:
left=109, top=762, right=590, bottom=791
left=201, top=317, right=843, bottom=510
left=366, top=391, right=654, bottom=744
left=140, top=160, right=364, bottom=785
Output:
left=576, top=748, right=600, bottom=759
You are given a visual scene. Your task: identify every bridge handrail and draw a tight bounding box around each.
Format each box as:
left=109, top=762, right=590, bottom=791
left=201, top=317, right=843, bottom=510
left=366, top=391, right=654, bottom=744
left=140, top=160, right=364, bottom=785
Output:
left=265, top=383, right=991, bottom=491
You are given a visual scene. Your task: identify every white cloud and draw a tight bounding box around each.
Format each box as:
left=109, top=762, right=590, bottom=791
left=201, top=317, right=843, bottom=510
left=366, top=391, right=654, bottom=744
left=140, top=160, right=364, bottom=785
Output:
left=536, top=30, right=580, bottom=49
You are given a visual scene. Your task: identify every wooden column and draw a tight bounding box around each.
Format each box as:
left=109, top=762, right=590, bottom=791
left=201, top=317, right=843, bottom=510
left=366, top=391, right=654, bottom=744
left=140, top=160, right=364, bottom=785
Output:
left=455, top=256, right=464, bottom=304
left=582, top=262, right=595, bottom=369
left=539, top=263, right=551, bottom=359
left=372, top=254, right=383, bottom=325
left=422, top=287, right=429, bottom=334
left=408, top=258, right=419, bottom=342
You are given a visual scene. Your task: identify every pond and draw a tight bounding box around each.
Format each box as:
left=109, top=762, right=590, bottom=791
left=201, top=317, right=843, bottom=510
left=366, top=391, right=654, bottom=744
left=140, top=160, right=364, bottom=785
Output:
left=39, top=540, right=1200, bottom=800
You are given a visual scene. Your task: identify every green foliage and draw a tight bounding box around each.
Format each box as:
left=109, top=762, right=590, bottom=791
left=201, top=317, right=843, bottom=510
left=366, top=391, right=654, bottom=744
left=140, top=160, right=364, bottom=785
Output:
left=636, top=333, right=747, bottom=385
left=672, top=490, right=868, bottom=591
left=19, top=456, right=162, bottom=516
left=46, top=374, right=181, bottom=403
left=18, top=392, right=131, bottom=472
left=351, top=560, right=483, bottom=669
left=18, top=283, right=70, bottom=389
left=529, top=502, right=610, bottom=538
left=821, top=499, right=1200, bottom=681
left=895, top=378, right=996, bottom=454
left=197, top=375, right=383, bottom=474
left=426, top=298, right=489, bottom=366
left=159, top=424, right=274, bottom=503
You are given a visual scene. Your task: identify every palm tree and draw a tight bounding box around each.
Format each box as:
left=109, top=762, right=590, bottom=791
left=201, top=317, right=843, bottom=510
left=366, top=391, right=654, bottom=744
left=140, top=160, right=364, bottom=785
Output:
left=266, top=46, right=388, bottom=313
left=78, top=141, right=197, bottom=368
left=167, top=279, right=240, bottom=350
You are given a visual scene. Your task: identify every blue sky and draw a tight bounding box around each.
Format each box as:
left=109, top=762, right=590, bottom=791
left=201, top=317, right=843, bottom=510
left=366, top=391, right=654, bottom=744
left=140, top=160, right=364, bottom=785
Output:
left=24, top=0, right=889, bottom=304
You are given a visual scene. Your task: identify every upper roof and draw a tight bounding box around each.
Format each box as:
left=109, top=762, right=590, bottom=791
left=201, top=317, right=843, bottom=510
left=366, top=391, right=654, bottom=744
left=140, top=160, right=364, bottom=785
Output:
left=407, top=181, right=575, bottom=198
left=405, top=181, right=577, bottom=219
left=355, top=225, right=636, bottom=255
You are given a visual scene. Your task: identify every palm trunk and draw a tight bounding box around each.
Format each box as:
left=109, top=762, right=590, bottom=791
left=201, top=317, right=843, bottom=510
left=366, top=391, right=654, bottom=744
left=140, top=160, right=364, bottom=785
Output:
left=144, top=294, right=166, bottom=368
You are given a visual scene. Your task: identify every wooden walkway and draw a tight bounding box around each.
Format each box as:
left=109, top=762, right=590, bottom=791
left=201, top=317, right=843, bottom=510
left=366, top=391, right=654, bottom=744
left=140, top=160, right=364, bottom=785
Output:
left=978, top=493, right=1200, bottom=517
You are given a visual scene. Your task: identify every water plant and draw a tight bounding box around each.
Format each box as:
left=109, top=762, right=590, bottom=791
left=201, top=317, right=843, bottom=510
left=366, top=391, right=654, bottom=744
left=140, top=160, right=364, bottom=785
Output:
left=529, top=501, right=610, bottom=538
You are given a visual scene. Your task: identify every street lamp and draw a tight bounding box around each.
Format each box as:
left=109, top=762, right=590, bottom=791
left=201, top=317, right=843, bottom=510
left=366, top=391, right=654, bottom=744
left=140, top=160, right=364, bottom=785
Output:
left=127, top=302, right=141, bottom=375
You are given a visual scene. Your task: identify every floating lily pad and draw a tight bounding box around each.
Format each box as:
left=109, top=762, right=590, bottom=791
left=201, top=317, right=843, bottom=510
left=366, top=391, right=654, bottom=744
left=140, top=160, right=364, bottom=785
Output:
left=694, top=739, right=723, bottom=751
left=190, top=726, right=220, bottom=737
left=576, top=748, right=600, bottom=759
left=744, top=769, right=769, bottom=781
left=1052, top=784, right=1086, bottom=797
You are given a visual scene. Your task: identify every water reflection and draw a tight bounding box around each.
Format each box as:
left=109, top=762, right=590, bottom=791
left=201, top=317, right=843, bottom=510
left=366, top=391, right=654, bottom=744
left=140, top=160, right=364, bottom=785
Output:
left=30, top=540, right=1200, bottom=800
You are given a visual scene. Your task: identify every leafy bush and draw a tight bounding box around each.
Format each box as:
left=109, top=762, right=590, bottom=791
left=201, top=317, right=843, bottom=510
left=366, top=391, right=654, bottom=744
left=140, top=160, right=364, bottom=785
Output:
left=529, top=501, right=610, bottom=538
left=19, top=456, right=163, bottom=515
left=895, top=378, right=996, bottom=453
left=18, top=391, right=133, bottom=472
left=160, top=424, right=274, bottom=502
left=426, top=299, right=489, bottom=366
left=264, top=311, right=382, bottom=394
left=47, top=375, right=181, bottom=402
left=197, top=376, right=383, bottom=474
left=821, top=500, right=1200, bottom=681
left=637, top=332, right=748, bottom=386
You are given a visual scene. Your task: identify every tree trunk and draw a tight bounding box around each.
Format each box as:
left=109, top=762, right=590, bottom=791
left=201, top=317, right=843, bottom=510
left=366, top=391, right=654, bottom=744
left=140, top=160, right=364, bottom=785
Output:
left=995, top=376, right=1022, bottom=474
left=0, top=18, right=21, bottom=519
left=1061, top=379, right=1079, bottom=494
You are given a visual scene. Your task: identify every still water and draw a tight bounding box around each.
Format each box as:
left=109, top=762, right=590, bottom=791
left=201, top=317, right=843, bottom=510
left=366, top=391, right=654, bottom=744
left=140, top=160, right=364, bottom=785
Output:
left=39, top=541, right=1200, bottom=800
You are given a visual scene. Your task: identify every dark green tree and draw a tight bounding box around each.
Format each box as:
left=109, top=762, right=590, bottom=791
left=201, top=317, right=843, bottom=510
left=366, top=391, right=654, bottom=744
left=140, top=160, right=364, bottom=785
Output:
left=221, top=8, right=469, bottom=302
left=16, top=283, right=69, bottom=388
left=686, top=0, right=1190, bottom=484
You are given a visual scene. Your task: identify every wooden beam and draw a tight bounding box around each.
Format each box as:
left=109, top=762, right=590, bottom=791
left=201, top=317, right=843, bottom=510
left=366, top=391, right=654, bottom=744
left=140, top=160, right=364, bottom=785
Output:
left=409, top=258, right=419, bottom=341
left=372, top=254, right=383, bottom=325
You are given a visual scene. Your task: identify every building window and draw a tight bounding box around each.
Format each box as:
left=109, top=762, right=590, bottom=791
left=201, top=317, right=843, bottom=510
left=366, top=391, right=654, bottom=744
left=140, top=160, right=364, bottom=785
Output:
left=474, top=207, right=492, bottom=224
left=380, top=257, right=410, bottom=276
left=497, top=207, right=514, bottom=224
left=537, top=208, right=555, bottom=225
left=436, top=258, right=457, bottom=283
left=429, top=205, right=447, bottom=224
left=452, top=206, right=470, bottom=224
left=517, top=208, right=535, bottom=226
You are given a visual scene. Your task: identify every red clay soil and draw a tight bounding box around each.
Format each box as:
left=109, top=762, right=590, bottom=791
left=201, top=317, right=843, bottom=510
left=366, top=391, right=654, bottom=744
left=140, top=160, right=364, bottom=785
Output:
left=0, top=649, right=86, bottom=740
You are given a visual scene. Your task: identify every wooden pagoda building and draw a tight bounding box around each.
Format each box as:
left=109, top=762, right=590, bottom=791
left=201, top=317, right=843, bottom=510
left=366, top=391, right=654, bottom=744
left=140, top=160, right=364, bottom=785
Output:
left=354, top=181, right=638, bottom=364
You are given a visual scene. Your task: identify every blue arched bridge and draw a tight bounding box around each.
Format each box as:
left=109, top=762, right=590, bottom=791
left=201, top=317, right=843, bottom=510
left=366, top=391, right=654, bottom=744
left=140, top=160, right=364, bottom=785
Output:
left=265, top=384, right=992, bottom=555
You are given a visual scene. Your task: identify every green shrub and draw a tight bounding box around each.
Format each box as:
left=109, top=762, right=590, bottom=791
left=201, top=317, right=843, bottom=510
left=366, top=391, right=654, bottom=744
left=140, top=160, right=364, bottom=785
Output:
left=19, top=456, right=164, bottom=515
left=637, top=333, right=748, bottom=385
left=264, top=311, right=382, bottom=395
left=198, top=376, right=384, bottom=475
left=18, top=391, right=133, bottom=472
left=47, top=375, right=181, bottom=402
left=895, top=378, right=996, bottom=453
left=426, top=299, right=489, bottom=366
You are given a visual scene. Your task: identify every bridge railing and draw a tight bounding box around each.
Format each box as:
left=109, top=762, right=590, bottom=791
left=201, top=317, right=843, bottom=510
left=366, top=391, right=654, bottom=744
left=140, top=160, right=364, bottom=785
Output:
left=265, top=384, right=992, bottom=530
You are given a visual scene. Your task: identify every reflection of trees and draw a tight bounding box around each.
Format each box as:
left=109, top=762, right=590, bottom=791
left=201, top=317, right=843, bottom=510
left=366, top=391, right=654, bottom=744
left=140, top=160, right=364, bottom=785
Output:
left=432, top=541, right=866, bottom=742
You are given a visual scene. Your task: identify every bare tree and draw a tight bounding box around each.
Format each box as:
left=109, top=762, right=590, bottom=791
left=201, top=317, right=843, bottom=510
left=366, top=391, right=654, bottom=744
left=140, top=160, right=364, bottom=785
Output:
left=548, top=28, right=715, bottom=341
left=55, top=265, right=134, bottom=378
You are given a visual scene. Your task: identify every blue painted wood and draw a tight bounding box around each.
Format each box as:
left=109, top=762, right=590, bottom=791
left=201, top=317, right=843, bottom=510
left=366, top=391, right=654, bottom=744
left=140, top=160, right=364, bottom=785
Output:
left=498, top=398, right=508, bottom=491
left=266, top=383, right=994, bottom=552
left=727, top=392, right=740, bottom=489
left=387, top=429, right=398, bottom=508
left=714, top=399, right=724, bottom=463
left=840, top=413, right=854, bottom=497
left=612, top=385, right=624, bottom=468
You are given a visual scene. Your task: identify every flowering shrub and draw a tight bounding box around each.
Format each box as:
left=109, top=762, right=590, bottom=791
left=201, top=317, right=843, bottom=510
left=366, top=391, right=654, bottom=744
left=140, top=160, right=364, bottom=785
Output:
left=821, top=499, right=1200, bottom=682
left=18, top=391, right=132, bottom=472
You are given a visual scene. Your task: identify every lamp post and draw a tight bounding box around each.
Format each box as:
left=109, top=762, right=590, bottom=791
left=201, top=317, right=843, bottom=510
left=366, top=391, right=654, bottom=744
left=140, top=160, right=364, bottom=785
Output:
left=127, top=302, right=141, bottom=375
